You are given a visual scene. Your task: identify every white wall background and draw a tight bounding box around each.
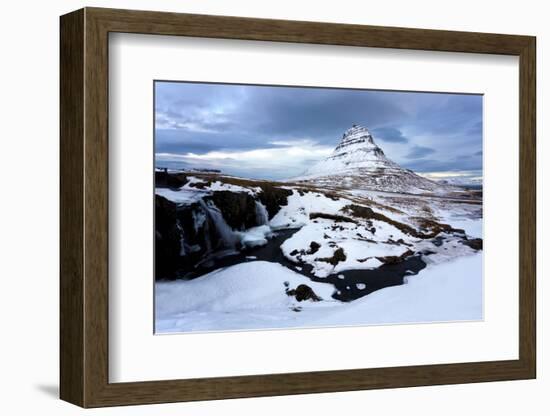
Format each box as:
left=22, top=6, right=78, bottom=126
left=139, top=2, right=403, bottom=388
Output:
left=0, top=0, right=545, bottom=414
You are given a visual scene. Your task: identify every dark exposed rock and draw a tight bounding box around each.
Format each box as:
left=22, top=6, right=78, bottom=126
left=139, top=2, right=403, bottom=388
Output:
left=188, top=180, right=212, bottom=189
left=323, top=192, right=342, bottom=201
left=342, top=204, right=464, bottom=239
left=156, top=194, right=242, bottom=279
left=309, top=212, right=358, bottom=223
left=355, top=232, right=377, bottom=243
left=412, top=217, right=465, bottom=238
left=207, top=191, right=257, bottom=230
left=155, top=171, right=188, bottom=189
left=256, top=184, right=293, bottom=219
left=316, top=247, right=347, bottom=266
left=376, top=249, right=415, bottom=265
left=342, top=204, right=418, bottom=236
left=386, top=238, right=413, bottom=247
left=155, top=195, right=183, bottom=279
left=286, top=284, right=322, bottom=302
left=289, top=242, right=320, bottom=258
left=460, top=238, right=483, bottom=250
left=307, top=241, right=321, bottom=254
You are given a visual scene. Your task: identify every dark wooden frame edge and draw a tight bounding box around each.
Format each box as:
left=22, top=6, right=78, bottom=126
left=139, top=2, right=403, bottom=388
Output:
left=60, top=7, right=536, bottom=408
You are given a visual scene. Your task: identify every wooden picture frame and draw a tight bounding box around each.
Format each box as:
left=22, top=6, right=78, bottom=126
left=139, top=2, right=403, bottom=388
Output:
left=60, top=7, right=536, bottom=408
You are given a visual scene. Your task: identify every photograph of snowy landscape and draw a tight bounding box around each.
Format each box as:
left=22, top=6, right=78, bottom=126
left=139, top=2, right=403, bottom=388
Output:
left=154, top=81, right=483, bottom=334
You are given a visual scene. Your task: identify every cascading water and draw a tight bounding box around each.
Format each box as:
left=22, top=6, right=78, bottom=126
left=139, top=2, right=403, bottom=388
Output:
left=198, top=199, right=238, bottom=249
left=176, top=219, right=186, bottom=256
left=254, top=200, right=269, bottom=225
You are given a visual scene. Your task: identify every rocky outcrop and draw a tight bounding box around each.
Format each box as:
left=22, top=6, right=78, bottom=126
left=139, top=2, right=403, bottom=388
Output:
left=376, top=249, right=415, bottom=265
left=307, top=241, right=321, bottom=254
left=310, top=212, right=358, bottom=224
left=341, top=204, right=464, bottom=240
left=286, top=284, right=322, bottom=302
left=155, top=189, right=279, bottom=279
left=155, top=195, right=184, bottom=279
left=411, top=217, right=465, bottom=239
left=155, top=195, right=223, bottom=279
left=207, top=191, right=257, bottom=230
left=257, top=184, right=293, bottom=219
left=460, top=238, right=483, bottom=250
left=155, top=171, right=188, bottom=189
left=316, top=247, right=347, bottom=266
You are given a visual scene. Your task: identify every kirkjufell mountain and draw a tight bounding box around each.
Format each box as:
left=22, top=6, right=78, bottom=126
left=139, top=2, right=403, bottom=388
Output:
left=294, top=125, right=457, bottom=195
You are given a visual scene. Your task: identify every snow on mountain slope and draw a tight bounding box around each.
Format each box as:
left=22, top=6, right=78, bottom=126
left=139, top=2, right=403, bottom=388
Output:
left=293, top=125, right=458, bottom=195
left=304, top=125, right=398, bottom=175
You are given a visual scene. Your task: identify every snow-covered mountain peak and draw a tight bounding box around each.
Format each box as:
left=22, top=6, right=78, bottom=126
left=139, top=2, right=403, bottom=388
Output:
left=303, top=124, right=395, bottom=177
left=294, top=124, right=459, bottom=195
left=338, top=124, right=376, bottom=147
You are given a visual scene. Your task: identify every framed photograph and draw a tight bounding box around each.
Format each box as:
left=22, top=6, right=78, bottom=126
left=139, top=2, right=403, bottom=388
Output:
left=60, top=7, right=536, bottom=408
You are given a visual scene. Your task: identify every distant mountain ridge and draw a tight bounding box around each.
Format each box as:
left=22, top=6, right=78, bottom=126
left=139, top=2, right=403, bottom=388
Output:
left=293, top=125, right=458, bottom=195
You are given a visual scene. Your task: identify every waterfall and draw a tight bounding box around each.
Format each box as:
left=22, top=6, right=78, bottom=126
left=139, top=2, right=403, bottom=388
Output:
left=199, top=199, right=238, bottom=249
left=175, top=220, right=186, bottom=256
left=255, top=200, right=269, bottom=225
left=201, top=213, right=212, bottom=253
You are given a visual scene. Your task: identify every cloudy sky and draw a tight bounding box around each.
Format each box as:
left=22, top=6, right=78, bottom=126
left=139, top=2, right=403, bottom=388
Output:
left=155, top=81, right=482, bottom=182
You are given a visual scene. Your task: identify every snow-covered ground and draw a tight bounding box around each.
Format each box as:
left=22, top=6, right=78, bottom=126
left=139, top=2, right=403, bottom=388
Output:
left=155, top=253, right=482, bottom=333
left=269, top=189, right=479, bottom=278
left=155, top=261, right=339, bottom=333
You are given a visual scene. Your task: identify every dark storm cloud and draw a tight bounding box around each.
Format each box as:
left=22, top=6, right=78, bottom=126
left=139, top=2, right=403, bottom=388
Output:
left=155, top=81, right=483, bottom=179
left=155, top=82, right=408, bottom=147
left=155, top=129, right=271, bottom=154
left=402, top=153, right=483, bottom=173
left=404, top=94, right=483, bottom=138
left=370, top=127, right=409, bottom=143
left=405, top=145, right=436, bottom=159
left=238, top=87, right=406, bottom=143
